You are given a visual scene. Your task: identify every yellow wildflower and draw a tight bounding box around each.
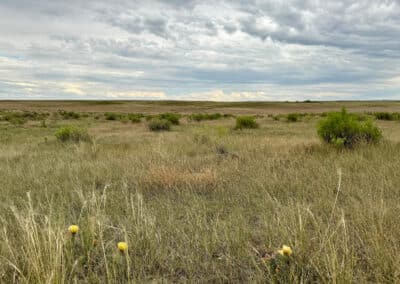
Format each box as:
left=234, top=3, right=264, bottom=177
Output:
left=278, top=245, right=292, bottom=256
left=68, top=225, right=79, bottom=235
left=117, top=242, right=128, bottom=253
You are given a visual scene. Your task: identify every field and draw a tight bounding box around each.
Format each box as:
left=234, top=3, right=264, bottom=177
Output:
left=0, top=101, right=400, bottom=283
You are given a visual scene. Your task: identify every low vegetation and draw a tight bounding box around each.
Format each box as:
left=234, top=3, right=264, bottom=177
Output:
left=55, top=125, right=91, bottom=142
left=158, top=113, right=181, bottom=125
left=372, top=111, right=400, bottom=121
left=0, top=102, right=399, bottom=282
left=0, top=111, right=49, bottom=124
left=286, top=113, right=300, bottom=122
left=235, top=116, right=259, bottom=129
left=189, top=113, right=222, bottom=121
left=148, top=118, right=172, bottom=131
left=318, top=108, right=382, bottom=148
left=127, top=113, right=143, bottom=123
left=104, top=112, right=121, bottom=121
left=58, top=110, right=81, bottom=120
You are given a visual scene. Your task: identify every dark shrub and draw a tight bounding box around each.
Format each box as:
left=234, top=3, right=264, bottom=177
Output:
left=55, top=126, right=91, bottom=142
left=1, top=111, right=48, bottom=124
left=189, top=113, right=222, bottom=122
left=104, top=112, right=120, bottom=121
left=148, top=119, right=171, bottom=131
left=287, top=113, right=300, bottom=122
left=235, top=116, right=259, bottom=129
left=158, top=113, right=180, bottom=125
left=317, top=108, right=382, bottom=148
left=373, top=112, right=400, bottom=121
left=58, top=110, right=80, bottom=119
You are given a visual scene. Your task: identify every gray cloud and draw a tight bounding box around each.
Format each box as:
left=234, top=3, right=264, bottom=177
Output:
left=0, top=0, right=399, bottom=100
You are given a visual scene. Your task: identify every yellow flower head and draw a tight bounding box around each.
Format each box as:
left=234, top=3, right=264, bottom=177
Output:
left=117, top=242, right=128, bottom=253
left=279, top=245, right=292, bottom=256
left=68, top=225, right=79, bottom=235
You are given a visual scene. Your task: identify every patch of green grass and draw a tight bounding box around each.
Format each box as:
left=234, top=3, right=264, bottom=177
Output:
left=158, top=113, right=181, bottom=125
left=235, top=116, right=259, bottom=129
left=55, top=125, right=91, bottom=142
left=189, top=113, right=223, bottom=122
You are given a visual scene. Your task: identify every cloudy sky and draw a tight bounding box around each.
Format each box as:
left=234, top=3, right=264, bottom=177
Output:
left=0, top=0, right=399, bottom=101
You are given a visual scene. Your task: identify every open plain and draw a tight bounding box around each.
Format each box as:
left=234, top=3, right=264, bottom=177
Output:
left=0, top=101, right=400, bottom=283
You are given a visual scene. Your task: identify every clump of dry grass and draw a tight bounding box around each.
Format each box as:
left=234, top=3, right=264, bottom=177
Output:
left=0, top=111, right=400, bottom=282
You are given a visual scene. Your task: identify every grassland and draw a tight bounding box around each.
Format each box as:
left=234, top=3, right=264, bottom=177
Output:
left=0, top=101, right=400, bottom=283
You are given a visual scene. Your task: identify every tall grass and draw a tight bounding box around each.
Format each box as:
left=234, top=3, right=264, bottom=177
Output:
left=0, top=115, right=399, bottom=282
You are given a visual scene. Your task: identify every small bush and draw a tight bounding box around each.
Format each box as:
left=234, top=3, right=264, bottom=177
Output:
left=127, top=113, right=143, bottom=123
left=235, top=116, right=259, bottom=130
left=158, top=113, right=180, bottom=125
left=58, top=110, right=80, bottom=119
left=148, top=119, right=171, bottom=131
left=317, top=108, right=382, bottom=148
left=55, top=126, right=90, bottom=142
left=373, top=112, right=400, bottom=121
left=1, top=111, right=48, bottom=124
left=104, top=112, right=120, bottom=121
left=189, top=113, right=222, bottom=122
left=287, top=113, right=300, bottom=122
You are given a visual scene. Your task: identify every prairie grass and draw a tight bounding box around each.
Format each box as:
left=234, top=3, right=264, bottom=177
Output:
left=0, top=114, right=400, bottom=283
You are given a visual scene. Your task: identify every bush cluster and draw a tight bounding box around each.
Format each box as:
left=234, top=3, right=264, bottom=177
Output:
left=317, top=108, right=382, bottom=148
left=158, top=113, right=181, bottom=125
left=373, top=112, right=400, bottom=121
left=104, top=112, right=121, bottom=121
left=189, top=113, right=222, bottom=122
left=148, top=119, right=172, bottom=131
left=287, top=113, right=300, bottom=122
left=235, top=116, right=259, bottom=130
left=55, top=126, right=91, bottom=142
left=58, top=110, right=80, bottom=119
left=0, top=111, right=49, bottom=124
left=127, top=113, right=144, bottom=123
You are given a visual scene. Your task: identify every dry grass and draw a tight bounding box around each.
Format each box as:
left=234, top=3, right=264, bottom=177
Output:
left=1, top=100, right=400, bottom=114
left=0, top=106, right=400, bottom=282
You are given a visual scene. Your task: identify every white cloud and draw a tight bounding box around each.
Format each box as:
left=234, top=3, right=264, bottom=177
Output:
left=104, top=90, right=167, bottom=99
left=0, top=0, right=399, bottom=100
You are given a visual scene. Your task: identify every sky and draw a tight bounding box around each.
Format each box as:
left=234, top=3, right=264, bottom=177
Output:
left=0, top=0, right=399, bottom=101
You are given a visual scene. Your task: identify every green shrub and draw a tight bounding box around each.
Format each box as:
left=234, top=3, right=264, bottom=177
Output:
left=189, top=113, right=222, bottom=122
left=373, top=112, right=400, bottom=121
left=235, top=116, right=259, bottom=129
left=148, top=119, right=171, bottom=131
left=317, top=108, right=382, bottom=148
left=1, top=111, right=48, bottom=124
left=223, top=114, right=235, bottom=118
left=104, top=112, right=120, bottom=121
left=58, top=110, right=80, bottom=119
left=158, top=113, right=180, bottom=125
left=127, top=113, right=143, bottom=123
left=55, top=126, right=90, bottom=142
left=287, top=113, right=300, bottom=122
